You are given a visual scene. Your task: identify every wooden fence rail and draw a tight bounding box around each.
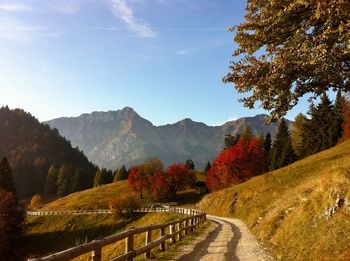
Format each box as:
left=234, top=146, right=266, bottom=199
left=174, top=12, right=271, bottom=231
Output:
left=28, top=207, right=206, bottom=261
left=26, top=207, right=201, bottom=216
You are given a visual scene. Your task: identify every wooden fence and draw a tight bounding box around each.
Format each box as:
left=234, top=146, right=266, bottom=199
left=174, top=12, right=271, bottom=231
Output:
left=28, top=207, right=206, bottom=261
left=26, top=207, right=200, bottom=216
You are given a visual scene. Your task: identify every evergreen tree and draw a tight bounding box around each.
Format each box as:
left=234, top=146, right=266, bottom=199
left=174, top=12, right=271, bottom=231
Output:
left=241, top=126, right=253, bottom=141
left=93, top=169, right=102, bottom=187
left=106, top=170, right=114, bottom=183
left=269, top=119, right=296, bottom=171
left=263, top=133, right=272, bottom=153
left=44, top=165, right=58, bottom=197
left=101, top=168, right=108, bottom=184
left=56, top=165, right=70, bottom=197
left=291, top=113, right=308, bottom=156
left=300, top=93, right=342, bottom=157
left=224, top=134, right=240, bottom=149
left=0, top=158, right=16, bottom=196
left=185, top=159, right=195, bottom=170
left=70, top=167, right=83, bottom=193
left=317, top=93, right=335, bottom=150
left=331, top=91, right=344, bottom=145
left=114, top=166, right=128, bottom=182
left=204, top=161, right=211, bottom=172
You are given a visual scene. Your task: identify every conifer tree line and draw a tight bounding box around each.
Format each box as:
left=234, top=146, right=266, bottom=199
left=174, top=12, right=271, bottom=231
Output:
left=0, top=107, right=98, bottom=198
left=297, top=92, right=344, bottom=158
left=208, top=92, right=347, bottom=191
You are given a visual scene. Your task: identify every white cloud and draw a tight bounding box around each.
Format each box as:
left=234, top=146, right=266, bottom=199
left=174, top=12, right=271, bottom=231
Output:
left=0, top=2, right=33, bottom=12
left=0, top=17, right=61, bottom=42
left=176, top=48, right=197, bottom=55
left=110, top=0, right=155, bottom=38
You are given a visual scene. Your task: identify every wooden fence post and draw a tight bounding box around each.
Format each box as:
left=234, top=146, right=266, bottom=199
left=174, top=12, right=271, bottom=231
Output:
left=92, top=248, right=101, bottom=261
left=145, top=229, right=152, bottom=258
left=170, top=224, right=176, bottom=244
left=185, top=219, right=189, bottom=235
left=126, top=233, right=134, bottom=261
left=178, top=222, right=182, bottom=241
left=160, top=227, right=166, bottom=251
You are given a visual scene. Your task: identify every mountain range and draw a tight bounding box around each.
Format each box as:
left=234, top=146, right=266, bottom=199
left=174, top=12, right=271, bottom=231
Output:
left=45, top=107, right=287, bottom=170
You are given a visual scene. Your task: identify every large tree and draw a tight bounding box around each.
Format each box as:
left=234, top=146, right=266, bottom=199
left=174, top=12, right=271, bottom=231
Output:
left=224, top=1, right=350, bottom=120
left=163, top=163, right=196, bottom=201
left=128, top=157, right=164, bottom=199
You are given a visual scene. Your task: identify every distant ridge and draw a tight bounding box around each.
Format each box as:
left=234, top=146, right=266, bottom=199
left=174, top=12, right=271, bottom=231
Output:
left=45, top=107, right=289, bottom=170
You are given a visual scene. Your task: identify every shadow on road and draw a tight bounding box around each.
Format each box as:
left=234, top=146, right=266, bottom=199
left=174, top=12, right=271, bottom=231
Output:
left=176, top=217, right=242, bottom=261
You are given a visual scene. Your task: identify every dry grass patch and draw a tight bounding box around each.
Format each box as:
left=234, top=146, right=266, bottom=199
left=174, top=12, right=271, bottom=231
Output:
left=198, top=140, right=350, bottom=260
left=42, top=181, right=140, bottom=210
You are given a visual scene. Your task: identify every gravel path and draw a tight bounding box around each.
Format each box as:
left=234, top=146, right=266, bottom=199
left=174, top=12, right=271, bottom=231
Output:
left=173, top=215, right=273, bottom=261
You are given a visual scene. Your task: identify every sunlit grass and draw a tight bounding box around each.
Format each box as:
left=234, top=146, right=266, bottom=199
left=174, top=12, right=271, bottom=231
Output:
left=198, top=140, right=350, bottom=260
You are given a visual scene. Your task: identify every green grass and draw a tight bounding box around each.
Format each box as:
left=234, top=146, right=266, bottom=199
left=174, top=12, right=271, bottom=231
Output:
left=198, top=140, right=350, bottom=260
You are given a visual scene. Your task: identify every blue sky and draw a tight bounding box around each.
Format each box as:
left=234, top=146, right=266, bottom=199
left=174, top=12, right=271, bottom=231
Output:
left=0, top=0, right=312, bottom=126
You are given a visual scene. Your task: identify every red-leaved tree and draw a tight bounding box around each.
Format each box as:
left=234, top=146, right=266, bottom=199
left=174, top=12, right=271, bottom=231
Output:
left=206, top=137, right=266, bottom=192
left=128, top=166, right=149, bottom=199
left=151, top=171, right=168, bottom=201
left=163, top=163, right=196, bottom=201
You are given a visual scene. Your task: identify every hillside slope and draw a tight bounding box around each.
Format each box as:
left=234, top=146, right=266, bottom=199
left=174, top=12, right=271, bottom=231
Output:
left=45, top=107, right=286, bottom=170
left=0, top=107, right=96, bottom=198
left=42, top=181, right=133, bottom=210
left=198, top=140, right=350, bottom=260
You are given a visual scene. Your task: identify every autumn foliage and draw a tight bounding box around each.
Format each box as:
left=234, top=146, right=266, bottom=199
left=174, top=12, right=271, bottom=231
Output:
left=162, top=163, right=196, bottom=201
left=206, top=137, right=266, bottom=192
left=30, top=194, right=42, bottom=209
left=128, top=161, right=196, bottom=201
left=109, top=195, right=139, bottom=218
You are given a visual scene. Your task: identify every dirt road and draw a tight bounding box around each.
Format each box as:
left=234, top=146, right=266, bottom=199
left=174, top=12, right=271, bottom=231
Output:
left=174, top=215, right=273, bottom=261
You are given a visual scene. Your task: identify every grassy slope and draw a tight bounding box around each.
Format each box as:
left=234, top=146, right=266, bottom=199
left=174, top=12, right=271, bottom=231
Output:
left=26, top=212, right=184, bottom=259
left=26, top=214, right=128, bottom=257
left=198, top=140, right=350, bottom=260
left=27, top=180, right=205, bottom=260
left=42, top=181, right=136, bottom=210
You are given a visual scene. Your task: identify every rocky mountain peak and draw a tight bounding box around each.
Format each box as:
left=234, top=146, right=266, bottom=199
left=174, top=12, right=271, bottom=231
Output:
left=45, top=108, right=285, bottom=170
